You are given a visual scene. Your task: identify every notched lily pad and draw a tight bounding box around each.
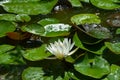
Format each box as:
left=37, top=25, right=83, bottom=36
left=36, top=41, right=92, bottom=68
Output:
left=22, top=44, right=51, bottom=61
left=82, top=24, right=111, bottom=39
left=73, top=33, right=106, bottom=55
left=22, top=67, right=45, bottom=80
left=71, top=14, right=101, bottom=25
left=105, top=42, right=120, bottom=54
left=90, top=0, right=120, bottom=10
left=0, top=20, right=16, bottom=37
left=74, top=55, right=110, bottom=78
left=44, top=23, right=71, bottom=37
left=1, top=0, right=58, bottom=15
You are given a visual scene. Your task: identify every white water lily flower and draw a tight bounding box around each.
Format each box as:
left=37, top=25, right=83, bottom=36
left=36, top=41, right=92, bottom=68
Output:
left=46, top=38, right=78, bottom=59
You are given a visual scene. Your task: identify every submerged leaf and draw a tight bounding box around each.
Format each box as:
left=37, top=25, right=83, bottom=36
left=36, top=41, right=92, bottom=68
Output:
left=74, top=55, right=110, bottom=78
left=82, top=24, right=111, bottom=39
left=1, top=0, right=58, bottom=15
left=71, top=14, right=101, bottom=25
left=0, top=20, right=16, bottom=37
left=90, top=0, right=120, bottom=10
left=73, top=33, right=106, bottom=54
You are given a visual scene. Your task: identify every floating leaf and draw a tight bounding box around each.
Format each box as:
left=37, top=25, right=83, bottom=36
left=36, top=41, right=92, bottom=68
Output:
left=71, top=14, right=101, bottom=25
left=103, top=65, right=120, bottom=80
left=43, top=23, right=71, bottom=37
left=21, top=23, right=45, bottom=36
left=0, top=20, right=16, bottom=37
left=105, top=42, right=120, bottom=54
left=68, top=0, right=83, bottom=7
left=0, top=44, right=15, bottom=54
left=74, top=55, right=110, bottom=78
left=73, top=33, right=106, bottom=54
left=22, top=67, right=45, bottom=80
left=116, top=28, right=120, bottom=34
left=80, top=0, right=89, bottom=3
left=1, top=0, right=58, bottom=15
left=0, top=14, right=16, bottom=21
left=15, top=14, right=31, bottom=22
left=0, top=53, right=15, bottom=64
left=22, top=44, right=51, bottom=61
left=90, top=0, right=120, bottom=10
left=82, top=24, right=111, bottom=39
left=37, top=18, right=59, bottom=26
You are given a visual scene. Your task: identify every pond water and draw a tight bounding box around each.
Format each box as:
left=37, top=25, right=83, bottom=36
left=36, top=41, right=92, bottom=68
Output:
left=0, top=1, right=120, bottom=80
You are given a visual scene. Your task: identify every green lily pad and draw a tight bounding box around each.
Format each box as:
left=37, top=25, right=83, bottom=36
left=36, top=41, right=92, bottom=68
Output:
left=15, top=14, right=31, bottom=22
left=22, top=44, right=51, bottom=61
left=74, top=55, right=110, bottom=78
left=71, top=14, right=101, bottom=25
left=0, top=14, right=16, bottom=21
left=0, top=20, right=16, bottom=37
left=90, top=0, right=120, bottom=10
left=1, top=0, right=58, bottom=15
left=22, top=67, right=45, bottom=80
left=43, top=23, right=71, bottom=37
left=64, top=71, right=79, bottom=80
left=37, top=18, right=60, bottom=26
left=105, top=42, right=120, bottom=54
left=21, top=23, right=45, bottom=36
left=116, top=28, right=120, bottom=34
left=73, top=33, right=106, bottom=54
left=103, top=64, right=120, bottom=80
left=0, top=44, right=15, bottom=54
left=82, top=24, right=111, bottom=39
left=0, top=53, right=15, bottom=64
left=80, top=0, right=89, bottom=3
left=68, top=0, right=83, bottom=7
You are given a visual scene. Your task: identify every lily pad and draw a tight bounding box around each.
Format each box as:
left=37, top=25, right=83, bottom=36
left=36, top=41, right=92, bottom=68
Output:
left=21, top=23, right=45, bottom=36
left=116, top=28, right=120, bottom=34
left=73, top=33, right=106, bottom=54
left=37, top=18, right=60, bottom=26
left=103, top=64, right=120, bottom=80
left=15, top=14, right=31, bottom=22
left=22, top=67, right=45, bottom=80
left=105, top=42, right=120, bottom=54
left=22, top=44, right=51, bottom=61
left=43, top=23, right=71, bottom=37
left=82, top=24, right=111, bottom=39
left=1, top=0, right=58, bottom=15
left=0, top=53, right=15, bottom=64
left=68, top=0, right=83, bottom=7
left=71, top=14, right=101, bottom=25
left=0, top=44, right=15, bottom=54
left=74, top=55, right=110, bottom=78
left=90, top=0, right=120, bottom=10
left=0, top=14, right=16, bottom=21
left=0, top=20, right=16, bottom=37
